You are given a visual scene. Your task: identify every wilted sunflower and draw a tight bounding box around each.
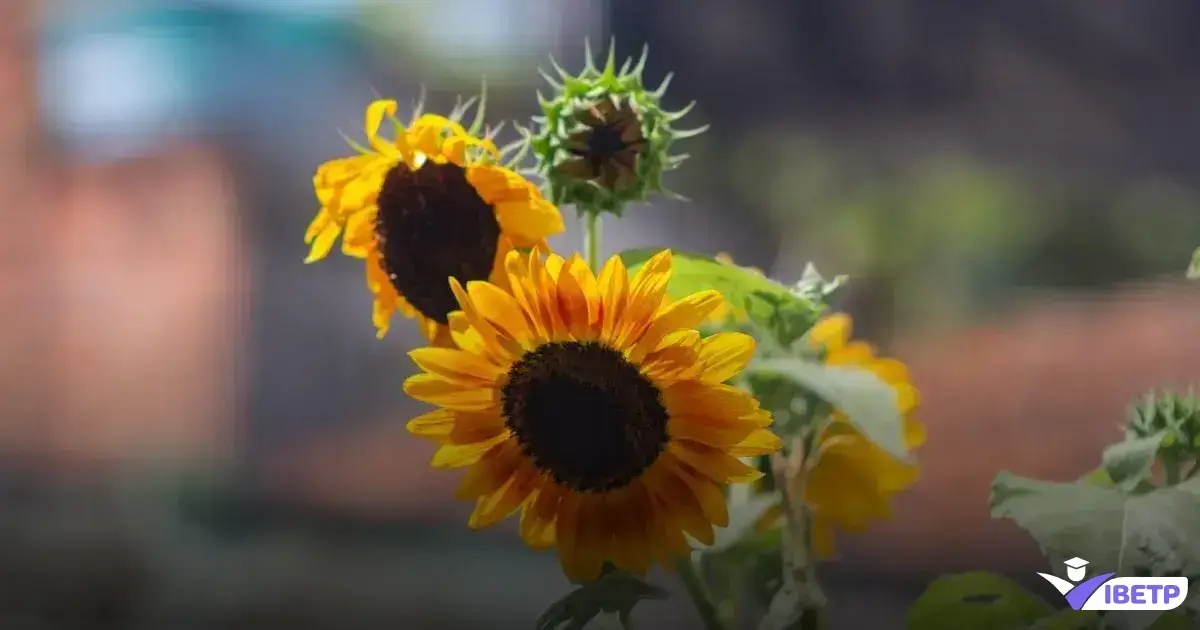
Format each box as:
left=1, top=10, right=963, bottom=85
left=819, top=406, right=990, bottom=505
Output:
left=758, top=313, right=924, bottom=556
left=304, top=98, right=565, bottom=342
left=403, top=249, right=781, bottom=580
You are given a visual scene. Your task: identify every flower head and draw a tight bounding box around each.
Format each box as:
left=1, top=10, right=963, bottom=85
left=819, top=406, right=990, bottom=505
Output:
left=528, top=42, right=706, bottom=216
left=304, top=97, right=565, bottom=342
left=755, top=313, right=924, bottom=557
left=803, top=314, right=925, bottom=557
left=403, top=249, right=781, bottom=580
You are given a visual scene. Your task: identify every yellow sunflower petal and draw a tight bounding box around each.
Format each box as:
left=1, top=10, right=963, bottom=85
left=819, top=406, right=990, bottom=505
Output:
left=429, top=432, right=510, bottom=468
left=408, top=347, right=505, bottom=384
left=465, top=280, right=535, bottom=347
left=518, top=496, right=557, bottom=549
left=340, top=208, right=376, bottom=258
left=305, top=220, right=341, bottom=263
left=406, top=408, right=506, bottom=445
left=669, top=441, right=762, bottom=484
left=468, top=462, right=538, bottom=529
left=643, top=465, right=716, bottom=545
left=696, top=332, right=757, bottom=383
left=403, top=373, right=498, bottom=411
left=727, top=429, right=784, bottom=458
left=809, top=313, right=852, bottom=351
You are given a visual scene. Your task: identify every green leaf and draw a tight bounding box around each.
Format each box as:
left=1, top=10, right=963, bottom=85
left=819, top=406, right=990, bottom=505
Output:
left=990, top=473, right=1200, bottom=578
left=617, top=248, right=817, bottom=324
left=1026, top=609, right=1101, bottom=630
left=1187, top=247, right=1200, bottom=279
left=746, top=358, right=908, bottom=459
left=537, top=570, right=669, bottom=630
left=905, top=571, right=1052, bottom=630
left=1102, top=432, right=1169, bottom=492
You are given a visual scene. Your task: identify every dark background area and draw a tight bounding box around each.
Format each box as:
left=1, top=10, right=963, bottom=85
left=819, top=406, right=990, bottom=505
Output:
left=2, top=0, right=1198, bottom=628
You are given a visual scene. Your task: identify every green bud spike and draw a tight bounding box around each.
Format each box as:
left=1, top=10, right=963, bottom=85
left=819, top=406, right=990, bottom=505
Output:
left=653, top=73, right=674, bottom=98
left=410, top=85, right=427, bottom=119
left=630, top=44, right=650, bottom=79
left=467, top=78, right=488, bottom=137
left=665, top=100, right=698, bottom=122
left=673, top=125, right=709, bottom=140
left=338, top=130, right=372, bottom=155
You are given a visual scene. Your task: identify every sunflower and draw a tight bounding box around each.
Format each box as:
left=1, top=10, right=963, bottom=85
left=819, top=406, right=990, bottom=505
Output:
left=757, top=313, right=925, bottom=557
left=403, top=249, right=782, bottom=580
left=304, top=99, right=565, bottom=342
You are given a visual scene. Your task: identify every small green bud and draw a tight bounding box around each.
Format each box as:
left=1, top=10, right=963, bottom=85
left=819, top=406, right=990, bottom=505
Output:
left=526, top=40, right=706, bottom=217
left=1125, top=389, right=1200, bottom=460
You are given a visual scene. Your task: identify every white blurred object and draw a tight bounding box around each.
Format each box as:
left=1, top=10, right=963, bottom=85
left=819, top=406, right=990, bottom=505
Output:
left=41, top=30, right=197, bottom=160
left=360, top=0, right=602, bottom=83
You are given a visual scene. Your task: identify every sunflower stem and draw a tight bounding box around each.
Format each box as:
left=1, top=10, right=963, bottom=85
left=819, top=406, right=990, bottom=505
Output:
left=759, top=438, right=826, bottom=630
left=583, top=211, right=603, bottom=272
left=674, top=556, right=728, bottom=630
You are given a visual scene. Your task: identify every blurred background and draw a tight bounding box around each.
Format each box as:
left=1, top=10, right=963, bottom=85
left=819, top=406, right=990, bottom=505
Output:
left=3, top=0, right=1200, bottom=628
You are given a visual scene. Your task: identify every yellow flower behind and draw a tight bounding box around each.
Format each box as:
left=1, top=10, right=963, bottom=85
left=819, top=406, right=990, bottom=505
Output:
left=403, top=249, right=782, bottom=581
left=758, top=313, right=925, bottom=557
left=304, top=99, right=565, bottom=342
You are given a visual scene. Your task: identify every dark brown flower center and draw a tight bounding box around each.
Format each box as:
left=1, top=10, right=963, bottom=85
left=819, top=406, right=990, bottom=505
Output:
left=562, top=100, right=646, bottom=190
left=373, top=161, right=501, bottom=324
left=501, top=341, right=670, bottom=492
left=583, top=123, right=630, bottom=167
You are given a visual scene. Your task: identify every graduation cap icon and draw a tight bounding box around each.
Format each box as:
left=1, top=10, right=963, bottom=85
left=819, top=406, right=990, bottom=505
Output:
left=1063, top=557, right=1089, bottom=582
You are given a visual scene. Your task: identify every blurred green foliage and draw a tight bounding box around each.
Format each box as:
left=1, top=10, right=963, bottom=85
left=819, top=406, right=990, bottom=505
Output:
left=709, top=129, right=1200, bottom=332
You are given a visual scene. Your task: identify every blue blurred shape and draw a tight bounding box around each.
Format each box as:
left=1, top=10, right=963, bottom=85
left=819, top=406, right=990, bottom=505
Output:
left=39, top=2, right=362, bottom=162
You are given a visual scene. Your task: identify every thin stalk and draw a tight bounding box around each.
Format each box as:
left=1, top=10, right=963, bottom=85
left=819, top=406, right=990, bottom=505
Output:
left=674, top=556, right=727, bottom=630
left=583, top=212, right=603, bottom=272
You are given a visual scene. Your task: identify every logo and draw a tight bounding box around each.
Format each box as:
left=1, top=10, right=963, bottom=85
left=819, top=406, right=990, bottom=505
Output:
left=1037, top=557, right=1189, bottom=611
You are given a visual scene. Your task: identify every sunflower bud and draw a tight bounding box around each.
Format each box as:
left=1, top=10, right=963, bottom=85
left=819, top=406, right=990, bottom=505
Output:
left=527, top=41, right=706, bottom=217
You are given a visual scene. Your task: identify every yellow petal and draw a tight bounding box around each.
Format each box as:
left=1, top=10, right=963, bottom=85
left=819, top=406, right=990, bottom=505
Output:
left=365, top=99, right=402, bottom=155
left=468, top=463, right=537, bottom=529
left=554, top=257, right=595, bottom=339
left=429, top=432, right=509, bottom=468
left=726, top=429, right=783, bottom=458
left=663, top=380, right=763, bottom=421
left=403, top=374, right=498, bottom=411
left=643, top=467, right=716, bottom=545
left=493, top=198, right=565, bottom=242
left=904, top=416, right=927, bottom=449
left=465, top=280, right=534, bottom=346
left=409, top=347, right=505, bottom=384
left=305, top=221, right=341, bottom=263
left=697, top=332, right=757, bottom=383
left=518, top=498, right=557, bottom=549
left=597, top=255, right=630, bottom=341
left=809, top=313, right=852, bottom=351
left=406, top=408, right=505, bottom=445
left=340, top=208, right=376, bottom=258
left=668, top=441, right=763, bottom=484
left=667, top=415, right=757, bottom=448
left=628, top=290, right=725, bottom=363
